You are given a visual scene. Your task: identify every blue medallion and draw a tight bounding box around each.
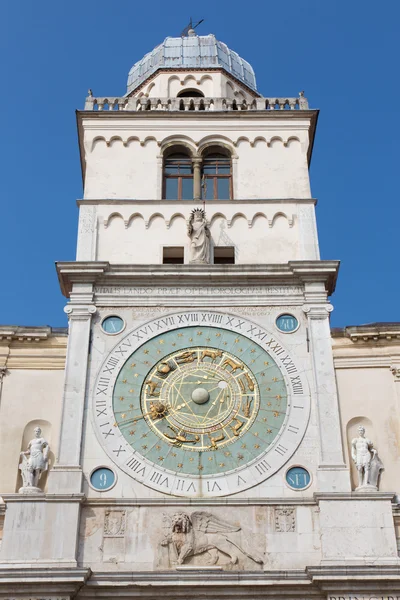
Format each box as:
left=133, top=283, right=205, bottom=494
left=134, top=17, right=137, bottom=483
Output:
left=276, top=314, right=298, bottom=333
left=102, top=316, right=124, bottom=334
left=285, top=466, right=310, bottom=490
left=90, top=467, right=116, bottom=491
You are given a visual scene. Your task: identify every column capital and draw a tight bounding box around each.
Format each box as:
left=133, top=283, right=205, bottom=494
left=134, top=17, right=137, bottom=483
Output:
left=64, top=304, right=96, bottom=320
left=192, top=157, right=202, bottom=165
left=302, top=303, right=333, bottom=319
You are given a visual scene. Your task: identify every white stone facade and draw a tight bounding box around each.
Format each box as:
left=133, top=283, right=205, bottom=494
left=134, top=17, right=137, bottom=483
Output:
left=1, top=31, right=400, bottom=600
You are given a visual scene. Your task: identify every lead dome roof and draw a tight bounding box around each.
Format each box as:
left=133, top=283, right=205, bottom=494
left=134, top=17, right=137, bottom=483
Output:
left=127, top=33, right=257, bottom=95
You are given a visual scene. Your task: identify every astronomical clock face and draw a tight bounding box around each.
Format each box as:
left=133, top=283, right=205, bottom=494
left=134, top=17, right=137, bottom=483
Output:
left=92, top=311, right=310, bottom=497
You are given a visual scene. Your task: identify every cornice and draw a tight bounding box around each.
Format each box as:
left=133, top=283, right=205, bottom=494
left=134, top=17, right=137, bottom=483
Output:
left=77, top=108, right=318, bottom=121
left=56, top=260, right=339, bottom=298
left=332, top=323, right=400, bottom=343
left=0, top=325, right=68, bottom=341
left=314, top=492, right=396, bottom=503
left=0, top=567, right=91, bottom=597
left=84, top=496, right=316, bottom=507
left=77, top=197, right=318, bottom=206
left=1, top=493, right=86, bottom=503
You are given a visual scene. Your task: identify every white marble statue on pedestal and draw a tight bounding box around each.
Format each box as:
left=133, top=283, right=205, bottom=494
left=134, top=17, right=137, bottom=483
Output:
left=19, top=426, right=50, bottom=494
left=351, top=425, right=383, bottom=491
left=187, top=208, right=210, bottom=264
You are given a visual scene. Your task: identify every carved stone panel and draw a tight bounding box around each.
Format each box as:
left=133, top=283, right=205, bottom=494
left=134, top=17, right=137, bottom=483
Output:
left=275, top=507, right=296, bottom=532
left=103, top=510, right=126, bottom=563
left=159, top=510, right=264, bottom=569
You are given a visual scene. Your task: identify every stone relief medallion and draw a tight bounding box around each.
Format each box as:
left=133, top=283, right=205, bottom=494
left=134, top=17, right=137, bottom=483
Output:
left=92, top=311, right=310, bottom=497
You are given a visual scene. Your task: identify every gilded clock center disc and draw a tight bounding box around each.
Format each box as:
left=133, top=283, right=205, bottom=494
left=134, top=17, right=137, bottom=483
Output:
left=141, top=346, right=260, bottom=451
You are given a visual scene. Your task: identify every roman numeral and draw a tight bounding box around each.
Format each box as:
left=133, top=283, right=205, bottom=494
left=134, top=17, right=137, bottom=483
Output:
left=207, top=481, right=221, bottom=492
left=255, top=459, right=271, bottom=475
left=275, top=444, right=288, bottom=456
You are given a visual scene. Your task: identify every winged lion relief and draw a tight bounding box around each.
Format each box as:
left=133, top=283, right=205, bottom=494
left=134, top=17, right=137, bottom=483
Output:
left=161, top=511, right=264, bottom=567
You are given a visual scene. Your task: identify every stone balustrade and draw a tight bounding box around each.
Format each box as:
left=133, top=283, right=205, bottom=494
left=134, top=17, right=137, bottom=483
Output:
left=84, top=94, right=309, bottom=111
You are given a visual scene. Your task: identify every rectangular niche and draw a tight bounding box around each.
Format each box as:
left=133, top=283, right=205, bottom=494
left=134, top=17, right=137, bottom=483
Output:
left=163, top=246, right=184, bottom=264
left=214, top=246, right=235, bottom=264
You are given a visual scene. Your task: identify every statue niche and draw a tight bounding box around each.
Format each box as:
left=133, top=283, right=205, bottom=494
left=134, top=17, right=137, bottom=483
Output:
left=351, top=425, right=384, bottom=491
left=187, top=208, right=210, bottom=264
left=18, top=426, right=50, bottom=494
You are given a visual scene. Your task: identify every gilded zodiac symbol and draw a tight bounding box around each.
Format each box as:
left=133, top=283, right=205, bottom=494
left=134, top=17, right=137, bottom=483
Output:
left=149, top=401, right=168, bottom=419
left=208, top=432, right=225, bottom=450
left=222, top=357, right=243, bottom=373
left=200, top=349, right=223, bottom=362
left=145, top=379, right=160, bottom=397
left=243, top=397, right=253, bottom=418
left=230, top=418, right=244, bottom=436
left=243, top=372, right=255, bottom=391
left=164, top=424, right=200, bottom=447
left=175, top=351, right=197, bottom=364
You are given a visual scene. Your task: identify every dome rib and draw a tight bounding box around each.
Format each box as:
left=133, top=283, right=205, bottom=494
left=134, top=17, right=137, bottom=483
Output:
left=126, top=34, right=257, bottom=95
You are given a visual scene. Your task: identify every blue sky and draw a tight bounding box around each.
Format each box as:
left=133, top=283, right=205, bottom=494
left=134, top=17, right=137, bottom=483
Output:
left=0, top=0, right=398, bottom=328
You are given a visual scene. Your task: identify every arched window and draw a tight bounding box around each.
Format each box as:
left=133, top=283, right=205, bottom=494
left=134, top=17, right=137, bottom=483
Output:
left=163, top=149, right=193, bottom=200
left=177, top=89, right=205, bottom=98
left=201, top=149, right=232, bottom=200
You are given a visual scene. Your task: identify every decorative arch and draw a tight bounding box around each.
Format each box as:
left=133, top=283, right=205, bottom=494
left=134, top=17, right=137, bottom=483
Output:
left=147, top=212, right=166, bottom=229
left=229, top=212, right=250, bottom=229
left=268, top=136, right=285, bottom=147
left=234, top=136, right=251, bottom=147
left=146, top=82, right=155, bottom=96
left=160, top=135, right=197, bottom=158
left=104, top=212, right=125, bottom=228
left=209, top=212, right=227, bottom=226
left=91, top=136, right=108, bottom=151
left=251, top=136, right=267, bottom=147
left=199, top=74, right=213, bottom=84
left=107, top=136, right=124, bottom=147
left=126, top=212, right=145, bottom=229
left=226, top=81, right=235, bottom=98
left=197, top=136, right=237, bottom=158
left=140, top=136, right=158, bottom=147
left=125, top=136, right=141, bottom=147
left=166, top=212, right=186, bottom=230
left=268, top=212, right=294, bottom=228
left=285, top=136, right=301, bottom=147
left=177, top=88, right=205, bottom=98
left=250, top=212, right=268, bottom=228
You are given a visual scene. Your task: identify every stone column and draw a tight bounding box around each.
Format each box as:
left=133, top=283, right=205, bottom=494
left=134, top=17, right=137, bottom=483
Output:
left=303, top=296, right=350, bottom=491
left=48, top=303, right=96, bottom=493
left=192, top=158, right=202, bottom=201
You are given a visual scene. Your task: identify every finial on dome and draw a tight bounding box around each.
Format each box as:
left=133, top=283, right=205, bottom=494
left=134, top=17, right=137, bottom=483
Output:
left=181, top=17, right=204, bottom=37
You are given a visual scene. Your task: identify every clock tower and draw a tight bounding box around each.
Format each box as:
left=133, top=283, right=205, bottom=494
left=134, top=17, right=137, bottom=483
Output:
left=58, top=24, right=347, bottom=554
left=58, top=29, right=347, bottom=501
left=3, top=28, right=399, bottom=599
